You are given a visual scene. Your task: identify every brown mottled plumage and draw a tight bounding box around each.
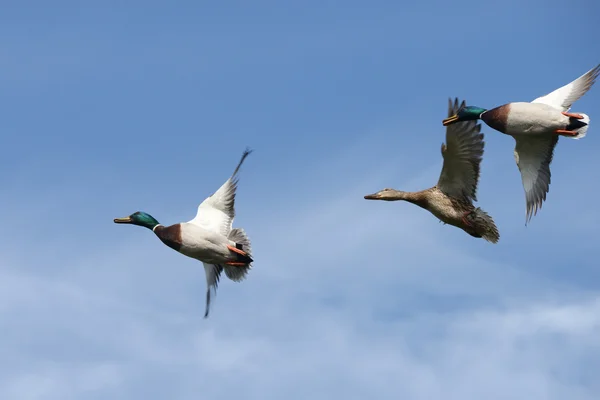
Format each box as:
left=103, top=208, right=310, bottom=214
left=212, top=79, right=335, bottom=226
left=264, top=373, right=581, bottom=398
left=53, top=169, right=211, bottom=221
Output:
left=364, top=98, right=499, bottom=243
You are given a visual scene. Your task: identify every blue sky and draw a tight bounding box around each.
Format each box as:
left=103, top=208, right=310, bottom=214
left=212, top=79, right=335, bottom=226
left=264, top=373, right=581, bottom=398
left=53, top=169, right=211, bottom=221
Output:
left=2, top=0, right=600, bottom=399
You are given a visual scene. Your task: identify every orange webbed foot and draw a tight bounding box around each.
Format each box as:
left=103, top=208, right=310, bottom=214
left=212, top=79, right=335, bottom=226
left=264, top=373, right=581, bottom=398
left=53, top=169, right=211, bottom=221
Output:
left=555, top=129, right=578, bottom=137
left=227, top=244, right=247, bottom=257
left=562, top=112, right=584, bottom=119
left=225, top=261, right=247, bottom=266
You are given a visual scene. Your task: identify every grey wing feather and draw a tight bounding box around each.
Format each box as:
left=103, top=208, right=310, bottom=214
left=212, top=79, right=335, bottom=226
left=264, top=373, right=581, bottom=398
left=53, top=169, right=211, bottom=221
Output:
left=202, top=263, right=223, bottom=318
left=532, top=64, right=600, bottom=111
left=437, top=97, right=485, bottom=202
left=513, top=135, right=559, bottom=224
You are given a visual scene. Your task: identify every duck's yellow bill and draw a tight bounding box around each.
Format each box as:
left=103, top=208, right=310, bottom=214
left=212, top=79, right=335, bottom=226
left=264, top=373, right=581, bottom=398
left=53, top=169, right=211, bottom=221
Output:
left=442, top=115, right=459, bottom=126
left=114, top=216, right=132, bottom=223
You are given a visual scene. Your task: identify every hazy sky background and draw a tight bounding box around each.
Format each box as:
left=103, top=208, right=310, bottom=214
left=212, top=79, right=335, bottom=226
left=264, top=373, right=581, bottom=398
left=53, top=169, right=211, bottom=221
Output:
left=2, top=1, right=600, bottom=399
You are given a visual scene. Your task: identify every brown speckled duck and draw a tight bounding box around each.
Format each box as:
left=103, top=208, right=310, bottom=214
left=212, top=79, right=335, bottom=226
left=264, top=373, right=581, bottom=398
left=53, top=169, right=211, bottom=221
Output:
left=443, top=64, right=599, bottom=223
left=114, top=149, right=254, bottom=318
left=365, top=98, right=500, bottom=243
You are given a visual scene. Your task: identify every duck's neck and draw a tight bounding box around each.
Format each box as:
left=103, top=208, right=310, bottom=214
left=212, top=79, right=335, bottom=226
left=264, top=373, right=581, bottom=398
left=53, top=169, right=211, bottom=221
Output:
left=385, top=190, right=428, bottom=206
left=136, top=217, right=161, bottom=231
left=151, top=223, right=163, bottom=232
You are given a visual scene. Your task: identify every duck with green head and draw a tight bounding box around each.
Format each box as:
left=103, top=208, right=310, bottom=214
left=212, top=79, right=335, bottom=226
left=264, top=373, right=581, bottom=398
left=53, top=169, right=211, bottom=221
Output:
left=443, top=64, right=599, bottom=223
left=364, top=98, right=500, bottom=243
left=114, top=149, right=254, bottom=318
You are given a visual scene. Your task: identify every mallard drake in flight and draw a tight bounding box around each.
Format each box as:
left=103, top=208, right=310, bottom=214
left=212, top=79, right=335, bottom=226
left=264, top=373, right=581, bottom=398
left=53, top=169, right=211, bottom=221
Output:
left=365, top=98, right=499, bottom=243
left=442, top=64, right=599, bottom=223
left=114, top=149, right=254, bottom=318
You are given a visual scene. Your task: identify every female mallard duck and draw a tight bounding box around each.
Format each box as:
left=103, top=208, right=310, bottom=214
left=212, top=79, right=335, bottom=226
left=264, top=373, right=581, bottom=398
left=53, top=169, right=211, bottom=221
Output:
left=114, top=149, right=254, bottom=318
left=364, top=98, right=499, bottom=243
left=443, top=64, right=599, bottom=223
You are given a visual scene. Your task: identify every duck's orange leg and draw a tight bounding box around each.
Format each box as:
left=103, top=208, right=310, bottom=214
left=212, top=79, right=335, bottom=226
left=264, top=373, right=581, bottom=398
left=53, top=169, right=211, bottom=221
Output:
left=227, top=245, right=247, bottom=257
left=562, top=112, right=584, bottom=119
left=226, top=245, right=251, bottom=266
left=555, top=129, right=578, bottom=137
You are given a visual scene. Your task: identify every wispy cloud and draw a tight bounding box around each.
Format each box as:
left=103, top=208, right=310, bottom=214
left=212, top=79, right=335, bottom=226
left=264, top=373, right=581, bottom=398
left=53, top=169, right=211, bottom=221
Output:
left=2, top=143, right=599, bottom=399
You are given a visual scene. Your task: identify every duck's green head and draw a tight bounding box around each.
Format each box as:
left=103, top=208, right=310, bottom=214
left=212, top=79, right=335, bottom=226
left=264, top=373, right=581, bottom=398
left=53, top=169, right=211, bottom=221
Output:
left=442, top=106, right=487, bottom=126
left=114, top=211, right=160, bottom=230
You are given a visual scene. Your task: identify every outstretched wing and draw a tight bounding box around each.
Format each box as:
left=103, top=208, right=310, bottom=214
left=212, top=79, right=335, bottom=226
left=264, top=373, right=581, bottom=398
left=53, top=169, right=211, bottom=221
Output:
left=187, top=148, right=252, bottom=237
left=437, top=98, right=485, bottom=202
left=531, top=64, right=600, bottom=111
left=202, top=263, right=223, bottom=318
left=513, top=135, right=559, bottom=224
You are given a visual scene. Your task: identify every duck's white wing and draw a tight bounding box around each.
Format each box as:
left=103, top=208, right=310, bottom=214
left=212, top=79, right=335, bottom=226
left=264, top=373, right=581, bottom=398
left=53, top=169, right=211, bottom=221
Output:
left=531, top=64, right=600, bottom=111
left=187, top=149, right=252, bottom=237
left=513, top=135, right=559, bottom=224
left=437, top=98, right=485, bottom=202
left=202, top=263, right=223, bottom=318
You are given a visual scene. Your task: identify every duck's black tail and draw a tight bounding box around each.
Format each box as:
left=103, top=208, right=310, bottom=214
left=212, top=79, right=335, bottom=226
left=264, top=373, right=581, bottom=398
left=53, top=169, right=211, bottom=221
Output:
left=225, top=228, right=253, bottom=281
left=565, top=113, right=589, bottom=139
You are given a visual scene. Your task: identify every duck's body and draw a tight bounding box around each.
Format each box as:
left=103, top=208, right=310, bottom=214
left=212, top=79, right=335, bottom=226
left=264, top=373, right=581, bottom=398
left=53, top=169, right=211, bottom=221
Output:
left=443, top=64, right=599, bottom=223
left=115, top=149, right=254, bottom=318
left=482, top=102, right=587, bottom=137
left=154, top=223, right=248, bottom=265
left=392, top=187, right=489, bottom=239
left=418, top=188, right=472, bottom=226
left=365, top=98, right=500, bottom=243
left=176, top=223, right=236, bottom=264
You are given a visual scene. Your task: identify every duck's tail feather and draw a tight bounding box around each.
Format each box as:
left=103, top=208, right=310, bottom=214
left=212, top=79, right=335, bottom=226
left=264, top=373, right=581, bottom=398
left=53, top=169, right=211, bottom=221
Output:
left=468, top=207, right=500, bottom=244
left=225, top=228, right=253, bottom=281
left=566, top=113, right=589, bottom=139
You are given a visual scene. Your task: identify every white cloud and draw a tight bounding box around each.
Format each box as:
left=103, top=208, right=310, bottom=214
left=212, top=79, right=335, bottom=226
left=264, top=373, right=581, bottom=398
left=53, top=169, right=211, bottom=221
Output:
left=3, top=363, right=123, bottom=400
left=2, top=146, right=599, bottom=400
